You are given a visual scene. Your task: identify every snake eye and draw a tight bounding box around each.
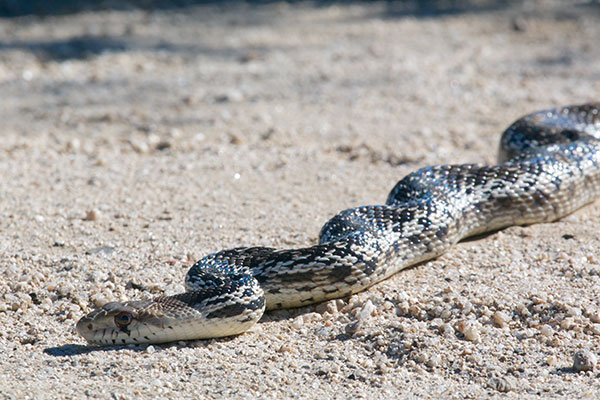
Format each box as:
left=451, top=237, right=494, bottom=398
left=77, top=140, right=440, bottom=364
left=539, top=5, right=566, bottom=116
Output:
left=114, top=312, right=132, bottom=328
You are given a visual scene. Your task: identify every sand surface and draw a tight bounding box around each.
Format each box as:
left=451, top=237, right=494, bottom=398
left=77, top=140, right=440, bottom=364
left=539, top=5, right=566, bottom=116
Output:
left=1, top=1, right=600, bottom=398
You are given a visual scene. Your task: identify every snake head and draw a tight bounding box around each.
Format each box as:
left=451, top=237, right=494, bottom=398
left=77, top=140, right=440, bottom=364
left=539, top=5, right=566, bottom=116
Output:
left=76, top=299, right=167, bottom=345
left=76, top=292, right=265, bottom=345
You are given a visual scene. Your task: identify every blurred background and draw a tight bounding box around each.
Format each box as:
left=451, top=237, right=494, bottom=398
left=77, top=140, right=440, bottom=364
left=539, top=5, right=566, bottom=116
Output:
left=0, top=1, right=540, bottom=17
left=0, top=0, right=597, bottom=158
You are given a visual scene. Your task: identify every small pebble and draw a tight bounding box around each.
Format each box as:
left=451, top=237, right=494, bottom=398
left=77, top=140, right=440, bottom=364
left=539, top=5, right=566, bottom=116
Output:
left=464, top=326, right=481, bottom=342
left=146, top=345, right=155, bottom=354
left=303, top=312, right=321, bottom=322
left=455, top=320, right=467, bottom=334
left=84, top=209, right=100, bottom=221
left=414, top=352, right=428, bottom=364
left=66, top=138, right=81, bottom=152
left=440, top=308, right=452, bottom=320
left=345, top=321, right=362, bottom=335
left=85, top=246, right=115, bottom=255
left=91, top=293, right=109, bottom=307
left=215, top=90, right=244, bottom=103
left=560, top=317, right=575, bottom=330
left=488, top=377, right=513, bottom=392
left=439, top=323, right=455, bottom=337
left=492, top=311, right=509, bottom=328
left=427, top=354, right=442, bottom=368
left=229, top=134, right=242, bottom=145
left=409, top=304, right=424, bottom=319
left=291, top=316, right=304, bottom=329
left=566, top=306, right=581, bottom=317
left=155, top=141, right=171, bottom=151
left=573, top=350, right=597, bottom=372
left=147, top=134, right=160, bottom=145
left=315, top=300, right=338, bottom=315
left=19, top=332, right=38, bottom=344
left=377, top=361, right=389, bottom=374
left=130, top=139, right=149, bottom=153
left=517, top=303, right=531, bottom=317
left=395, top=301, right=409, bottom=316
left=511, top=16, right=528, bottom=32
left=588, top=310, right=600, bottom=323
left=316, top=327, right=332, bottom=338
left=277, top=345, right=293, bottom=353
left=357, top=300, right=376, bottom=322
left=539, top=325, right=554, bottom=338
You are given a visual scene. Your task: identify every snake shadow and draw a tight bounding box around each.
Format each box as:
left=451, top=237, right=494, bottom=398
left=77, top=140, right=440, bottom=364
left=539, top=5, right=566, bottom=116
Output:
left=44, top=343, right=157, bottom=356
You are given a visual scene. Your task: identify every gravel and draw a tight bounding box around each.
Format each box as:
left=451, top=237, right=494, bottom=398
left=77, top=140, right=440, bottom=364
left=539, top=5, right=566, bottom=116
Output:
left=1, top=1, right=600, bottom=399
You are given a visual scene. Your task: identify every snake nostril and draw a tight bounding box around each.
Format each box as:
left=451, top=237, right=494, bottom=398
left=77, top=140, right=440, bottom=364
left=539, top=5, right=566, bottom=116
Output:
left=87, top=323, right=93, bottom=330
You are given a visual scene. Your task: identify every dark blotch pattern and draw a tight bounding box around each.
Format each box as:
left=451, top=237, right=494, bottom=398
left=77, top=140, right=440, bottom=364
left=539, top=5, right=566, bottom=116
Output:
left=206, top=297, right=265, bottom=319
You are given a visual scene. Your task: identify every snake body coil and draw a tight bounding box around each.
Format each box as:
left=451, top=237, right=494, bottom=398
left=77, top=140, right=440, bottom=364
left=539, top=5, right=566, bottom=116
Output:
left=77, top=104, right=600, bottom=345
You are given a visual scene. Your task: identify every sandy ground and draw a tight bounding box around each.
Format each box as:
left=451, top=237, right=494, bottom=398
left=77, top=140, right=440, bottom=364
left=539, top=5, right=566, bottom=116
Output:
left=1, top=1, right=599, bottom=398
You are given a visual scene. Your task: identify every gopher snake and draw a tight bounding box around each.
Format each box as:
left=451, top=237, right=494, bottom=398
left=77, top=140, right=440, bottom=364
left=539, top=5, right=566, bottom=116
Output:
left=77, top=103, right=600, bottom=345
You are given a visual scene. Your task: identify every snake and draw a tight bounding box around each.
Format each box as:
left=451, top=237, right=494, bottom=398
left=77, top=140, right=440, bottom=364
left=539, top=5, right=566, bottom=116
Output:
left=77, top=103, right=600, bottom=345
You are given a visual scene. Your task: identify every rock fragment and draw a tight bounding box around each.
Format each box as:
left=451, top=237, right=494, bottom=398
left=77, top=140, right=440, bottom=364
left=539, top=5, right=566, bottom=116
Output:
left=83, top=209, right=100, bottom=221
left=492, top=311, right=509, bottom=328
left=464, top=325, right=481, bottom=342
left=573, top=350, right=597, bottom=372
